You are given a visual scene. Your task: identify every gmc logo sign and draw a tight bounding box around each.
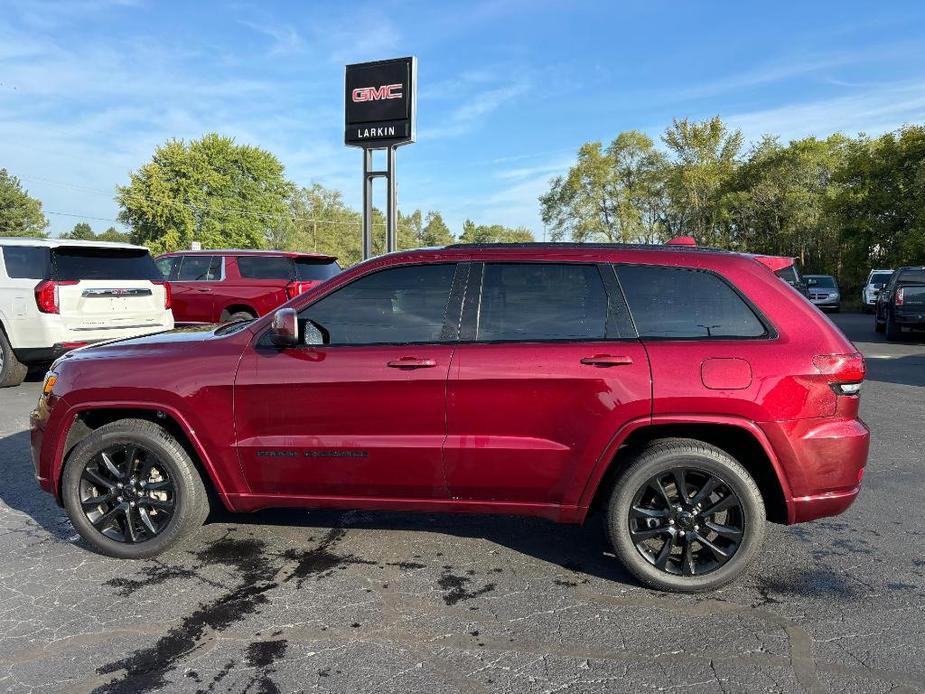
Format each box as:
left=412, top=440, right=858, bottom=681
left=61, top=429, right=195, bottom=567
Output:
left=352, top=84, right=403, bottom=102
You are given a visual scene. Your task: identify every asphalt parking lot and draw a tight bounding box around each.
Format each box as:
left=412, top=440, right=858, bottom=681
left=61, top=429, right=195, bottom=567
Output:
left=0, top=312, right=922, bottom=694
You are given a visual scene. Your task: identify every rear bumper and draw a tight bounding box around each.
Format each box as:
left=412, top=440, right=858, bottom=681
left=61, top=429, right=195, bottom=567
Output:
left=759, top=416, right=870, bottom=524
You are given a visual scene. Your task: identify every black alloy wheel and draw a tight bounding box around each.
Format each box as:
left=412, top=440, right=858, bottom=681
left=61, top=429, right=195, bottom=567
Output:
left=62, top=419, right=209, bottom=558
left=78, top=443, right=176, bottom=543
left=628, top=467, right=744, bottom=577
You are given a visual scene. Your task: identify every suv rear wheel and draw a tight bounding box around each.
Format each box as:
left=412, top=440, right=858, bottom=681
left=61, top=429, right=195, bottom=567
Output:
left=0, top=329, right=28, bottom=388
left=607, top=438, right=765, bottom=592
left=61, top=419, right=209, bottom=559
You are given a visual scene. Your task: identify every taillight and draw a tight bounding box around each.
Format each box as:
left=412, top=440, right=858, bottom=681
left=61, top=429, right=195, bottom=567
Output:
left=153, top=281, right=172, bottom=310
left=813, top=352, right=865, bottom=396
left=34, top=280, right=78, bottom=314
left=286, top=281, right=319, bottom=299
left=895, top=288, right=904, bottom=306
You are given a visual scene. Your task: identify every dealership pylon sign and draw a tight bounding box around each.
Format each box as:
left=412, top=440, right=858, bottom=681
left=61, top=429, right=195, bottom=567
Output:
left=345, top=57, right=417, bottom=258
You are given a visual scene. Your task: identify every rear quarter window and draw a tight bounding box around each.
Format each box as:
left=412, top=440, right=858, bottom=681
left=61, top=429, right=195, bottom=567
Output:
left=237, top=256, right=294, bottom=280
left=616, top=265, right=768, bottom=339
left=51, top=248, right=160, bottom=281
left=294, top=259, right=341, bottom=282
left=1, top=246, right=50, bottom=279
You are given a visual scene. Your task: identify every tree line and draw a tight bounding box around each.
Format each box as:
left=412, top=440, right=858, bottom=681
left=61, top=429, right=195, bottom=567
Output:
left=540, top=117, right=925, bottom=289
left=3, top=119, right=924, bottom=287
left=0, top=134, right=534, bottom=268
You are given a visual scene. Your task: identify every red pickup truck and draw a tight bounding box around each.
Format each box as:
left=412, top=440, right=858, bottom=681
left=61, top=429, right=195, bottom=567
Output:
left=155, top=250, right=341, bottom=323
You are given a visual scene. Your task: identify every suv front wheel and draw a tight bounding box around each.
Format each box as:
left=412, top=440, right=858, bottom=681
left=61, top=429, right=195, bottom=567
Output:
left=61, top=419, right=210, bottom=559
left=607, top=438, right=766, bottom=592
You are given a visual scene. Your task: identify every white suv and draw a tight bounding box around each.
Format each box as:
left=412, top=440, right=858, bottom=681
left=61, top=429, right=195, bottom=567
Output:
left=0, top=238, right=173, bottom=387
left=861, top=269, right=893, bottom=312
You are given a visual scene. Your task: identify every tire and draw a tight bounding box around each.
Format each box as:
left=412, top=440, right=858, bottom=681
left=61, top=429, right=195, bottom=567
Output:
left=875, top=317, right=885, bottom=333
left=61, top=419, right=210, bottom=559
left=885, top=314, right=901, bottom=341
left=0, top=329, right=28, bottom=388
left=606, top=438, right=766, bottom=593
left=223, top=310, right=256, bottom=322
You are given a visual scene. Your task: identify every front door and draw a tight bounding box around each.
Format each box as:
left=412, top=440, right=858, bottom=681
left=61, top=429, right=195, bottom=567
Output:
left=444, top=262, right=652, bottom=508
left=234, top=262, right=463, bottom=499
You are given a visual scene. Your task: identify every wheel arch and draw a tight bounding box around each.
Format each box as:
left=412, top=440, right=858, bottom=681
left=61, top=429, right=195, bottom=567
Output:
left=580, top=416, right=793, bottom=525
left=220, top=304, right=257, bottom=320
left=55, top=403, right=231, bottom=511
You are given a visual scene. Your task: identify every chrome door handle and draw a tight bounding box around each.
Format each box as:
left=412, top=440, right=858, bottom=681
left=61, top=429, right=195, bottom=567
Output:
left=387, top=357, right=437, bottom=369
left=580, top=354, right=634, bottom=367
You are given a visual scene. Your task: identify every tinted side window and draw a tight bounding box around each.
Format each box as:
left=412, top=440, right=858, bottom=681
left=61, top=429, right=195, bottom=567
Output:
left=155, top=257, right=177, bottom=280
left=177, top=256, right=220, bottom=281
left=477, top=263, right=607, bottom=341
left=617, top=266, right=767, bottom=339
left=2, top=246, right=50, bottom=279
left=238, top=256, right=294, bottom=280
left=300, top=264, right=457, bottom=345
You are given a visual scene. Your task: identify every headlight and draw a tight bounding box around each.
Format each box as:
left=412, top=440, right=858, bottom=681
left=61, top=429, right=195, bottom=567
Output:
left=829, top=293, right=839, bottom=299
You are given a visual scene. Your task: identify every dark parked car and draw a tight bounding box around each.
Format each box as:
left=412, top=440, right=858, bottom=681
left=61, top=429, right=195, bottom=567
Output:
left=875, top=265, right=925, bottom=340
left=805, top=274, right=841, bottom=312
left=155, top=250, right=341, bottom=323
left=32, top=243, right=869, bottom=592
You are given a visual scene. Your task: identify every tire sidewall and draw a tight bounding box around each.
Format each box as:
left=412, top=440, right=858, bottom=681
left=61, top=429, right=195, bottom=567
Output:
left=609, top=448, right=765, bottom=592
left=62, top=424, right=200, bottom=559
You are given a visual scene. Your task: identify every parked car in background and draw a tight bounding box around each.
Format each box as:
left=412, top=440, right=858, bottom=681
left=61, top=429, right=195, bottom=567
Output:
left=805, top=274, right=841, bottom=312
left=749, top=255, right=811, bottom=297
left=875, top=265, right=925, bottom=341
left=861, top=269, right=893, bottom=312
left=0, top=238, right=172, bottom=387
left=33, top=243, right=869, bottom=592
left=155, top=250, right=341, bottom=323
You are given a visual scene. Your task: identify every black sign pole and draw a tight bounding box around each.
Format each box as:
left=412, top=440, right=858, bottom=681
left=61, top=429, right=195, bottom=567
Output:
left=345, top=57, right=416, bottom=260
left=387, top=146, right=397, bottom=253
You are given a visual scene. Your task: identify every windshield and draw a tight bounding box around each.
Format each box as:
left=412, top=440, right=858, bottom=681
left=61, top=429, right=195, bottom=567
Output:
left=807, top=276, right=836, bottom=288
left=51, top=248, right=160, bottom=281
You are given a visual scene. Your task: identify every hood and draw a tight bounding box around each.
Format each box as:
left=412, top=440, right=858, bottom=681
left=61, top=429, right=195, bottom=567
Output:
left=54, top=322, right=253, bottom=364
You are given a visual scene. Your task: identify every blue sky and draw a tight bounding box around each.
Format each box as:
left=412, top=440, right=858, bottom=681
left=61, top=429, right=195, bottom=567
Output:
left=2, top=0, right=925, bottom=239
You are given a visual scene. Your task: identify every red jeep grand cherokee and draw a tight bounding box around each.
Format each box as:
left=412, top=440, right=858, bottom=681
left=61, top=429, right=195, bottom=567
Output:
left=155, top=249, right=341, bottom=323
left=31, top=244, right=869, bottom=592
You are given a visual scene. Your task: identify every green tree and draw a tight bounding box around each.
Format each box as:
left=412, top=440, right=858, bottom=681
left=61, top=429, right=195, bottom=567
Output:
left=97, top=226, right=132, bottom=243
left=458, top=219, right=534, bottom=243
left=661, top=116, right=743, bottom=244
left=830, top=126, right=925, bottom=288
left=61, top=222, right=96, bottom=240
left=540, top=131, right=668, bottom=243
left=421, top=211, right=454, bottom=246
left=288, top=184, right=364, bottom=265
left=0, top=169, right=48, bottom=237
left=117, top=133, right=293, bottom=254
left=722, top=134, right=848, bottom=272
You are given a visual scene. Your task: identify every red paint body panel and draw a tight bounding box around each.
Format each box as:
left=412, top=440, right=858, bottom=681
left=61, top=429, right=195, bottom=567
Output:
left=31, top=244, right=869, bottom=529
left=158, top=251, right=338, bottom=323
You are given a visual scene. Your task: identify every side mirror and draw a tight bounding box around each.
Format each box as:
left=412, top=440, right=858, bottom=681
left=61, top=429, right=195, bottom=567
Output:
left=269, top=308, right=298, bottom=347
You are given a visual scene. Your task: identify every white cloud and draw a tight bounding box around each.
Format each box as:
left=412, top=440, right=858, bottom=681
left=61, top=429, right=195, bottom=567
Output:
left=726, top=80, right=925, bottom=143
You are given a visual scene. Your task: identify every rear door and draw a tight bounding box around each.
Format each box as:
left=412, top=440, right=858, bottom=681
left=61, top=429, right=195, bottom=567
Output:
left=50, top=246, right=168, bottom=332
left=444, top=262, right=651, bottom=508
left=170, top=255, right=222, bottom=323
